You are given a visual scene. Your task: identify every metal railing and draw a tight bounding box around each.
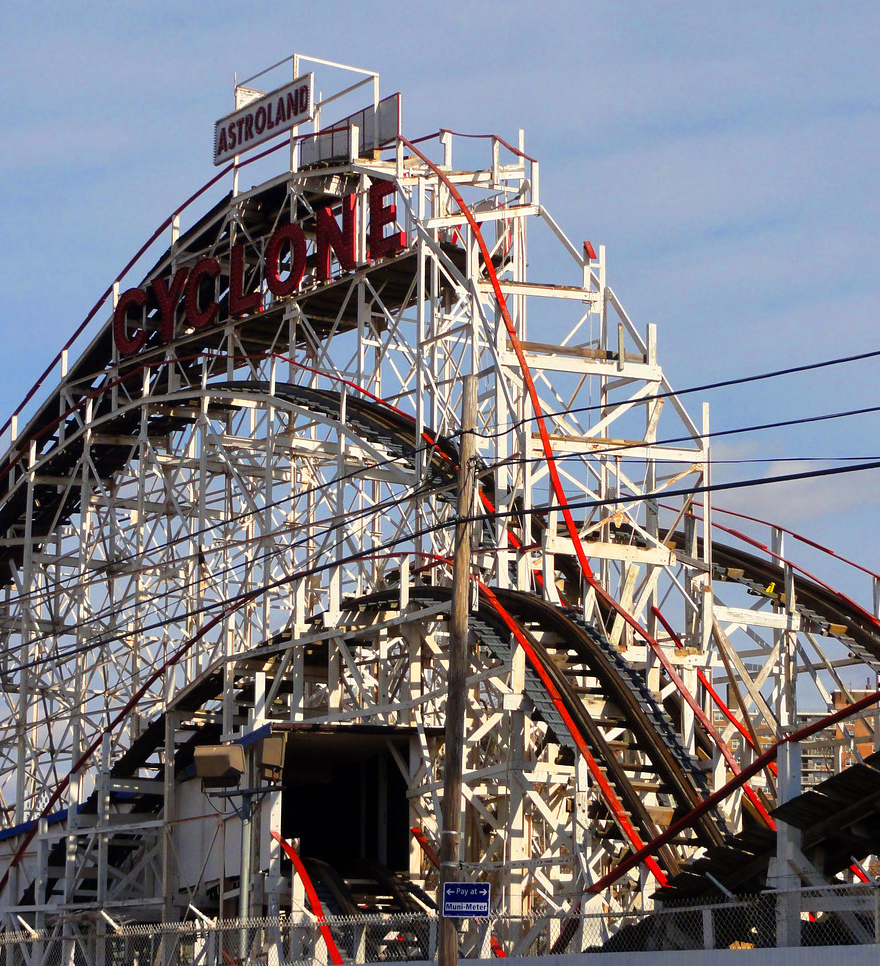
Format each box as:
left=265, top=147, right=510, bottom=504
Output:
left=2, top=883, right=879, bottom=964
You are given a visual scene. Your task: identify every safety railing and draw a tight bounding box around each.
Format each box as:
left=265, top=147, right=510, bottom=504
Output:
left=2, top=883, right=880, bottom=964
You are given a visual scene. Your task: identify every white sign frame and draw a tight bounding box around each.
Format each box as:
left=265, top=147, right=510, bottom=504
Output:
left=214, top=73, right=315, bottom=166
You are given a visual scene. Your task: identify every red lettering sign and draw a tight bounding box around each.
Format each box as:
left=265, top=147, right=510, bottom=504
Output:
left=315, top=195, right=357, bottom=281
left=265, top=224, right=307, bottom=297
left=113, top=179, right=407, bottom=356
left=369, top=180, right=406, bottom=260
left=113, top=288, right=148, bottom=356
left=185, top=259, right=221, bottom=328
left=151, top=268, right=188, bottom=343
left=229, top=242, right=261, bottom=317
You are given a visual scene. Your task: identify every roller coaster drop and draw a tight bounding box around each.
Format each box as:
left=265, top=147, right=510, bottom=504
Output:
left=0, top=56, right=879, bottom=946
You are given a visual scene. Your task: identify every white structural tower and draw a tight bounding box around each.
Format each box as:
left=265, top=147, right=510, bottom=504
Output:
left=0, top=57, right=876, bottom=957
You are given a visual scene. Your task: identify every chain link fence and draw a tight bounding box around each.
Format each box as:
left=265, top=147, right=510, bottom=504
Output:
left=1, top=884, right=878, bottom=964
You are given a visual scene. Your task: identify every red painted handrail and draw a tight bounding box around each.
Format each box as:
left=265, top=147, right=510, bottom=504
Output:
left=271, top=831, right=343, bottom=965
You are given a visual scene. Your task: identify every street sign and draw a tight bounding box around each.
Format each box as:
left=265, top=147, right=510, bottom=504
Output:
left=441, top=882, right=490, bottom=917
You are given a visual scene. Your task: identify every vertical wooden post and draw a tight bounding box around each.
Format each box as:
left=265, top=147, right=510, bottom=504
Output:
left=439, top=372, right=477, bottom=966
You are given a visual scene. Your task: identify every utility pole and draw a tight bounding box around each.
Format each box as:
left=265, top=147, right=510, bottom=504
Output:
left=239, top=746, right=256, bottom=962
left=439, top=372, right=477, bottom=966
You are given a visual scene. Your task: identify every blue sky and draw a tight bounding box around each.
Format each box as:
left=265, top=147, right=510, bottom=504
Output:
left=1, top=1, right=879, bottom=610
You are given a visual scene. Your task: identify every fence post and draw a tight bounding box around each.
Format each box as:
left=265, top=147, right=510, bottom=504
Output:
left=429, top=917, right=438, bottom=961
left=479, top=920, right=492, bottom=958
left=575, top=910, right=585, bottom=953
left=354, top=919, right=366, bottom=962
left=874, top=886, right=880, bottom=943
left=315, top=916, right=328, bottom=966
left=95, top=920, right=106, bottom=966
left=702, top=908, right=714, bottom=950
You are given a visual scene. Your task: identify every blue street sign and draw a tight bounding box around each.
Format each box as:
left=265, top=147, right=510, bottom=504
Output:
left=442, top=881, right=490, bottom=917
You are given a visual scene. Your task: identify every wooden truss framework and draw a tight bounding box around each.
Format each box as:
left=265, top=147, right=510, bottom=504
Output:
left=0, top=111, right=874, bottom=945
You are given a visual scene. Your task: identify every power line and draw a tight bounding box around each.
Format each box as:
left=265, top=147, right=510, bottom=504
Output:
left=4, top=341, right=877, bottom=608
left=4, top=395, right=879, bottom=621
left=0, top=436, right=437, bottom=612
left=555, top=455, right=878, bottom=465
left=11, top=475, right=440, bottom=662
left=491, top=403, right=880, bottom=466
left=2, top=340, right=878, bottom=617
left=8, top=452, right=880, bottom=677
left=459, top=457, right=880, bottom=527
left=477, top=348, right=880, bottom=439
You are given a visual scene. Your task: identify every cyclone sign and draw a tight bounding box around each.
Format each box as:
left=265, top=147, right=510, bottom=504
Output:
left=112, top=179, right=405, bottom=356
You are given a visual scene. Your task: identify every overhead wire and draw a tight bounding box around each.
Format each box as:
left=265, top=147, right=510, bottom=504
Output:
left=6, top=307, right=880, bottom=876
left=471, top=349, right=880, bottom=439
left=2, top=351, right=878, bottom=617
left=6, top=451, right=880, bottom=677
left=4, top=384, right=880, bottom=656
left=532, top=455, right=878, bottom=465
left=2, top=121, right=876, bottom=622
left=455, top=457, right=880, bottom=529
left=8, top=472, right=442, bottom=668
left=2, top=260, right=877, bottom=645
left=494, top=402, right=880, bottom=463
left=0, top=411, right=445, bottom=612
